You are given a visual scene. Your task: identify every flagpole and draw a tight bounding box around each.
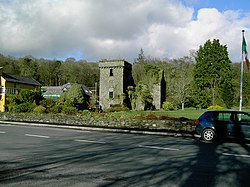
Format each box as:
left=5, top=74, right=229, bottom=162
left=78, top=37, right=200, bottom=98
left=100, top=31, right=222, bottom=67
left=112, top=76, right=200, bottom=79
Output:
left=239, top=30, right=245, bottom=111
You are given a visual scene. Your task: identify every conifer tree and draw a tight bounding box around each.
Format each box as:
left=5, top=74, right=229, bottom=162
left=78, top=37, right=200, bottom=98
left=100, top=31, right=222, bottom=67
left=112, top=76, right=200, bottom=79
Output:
left=193, top=39, right=233, bottom=108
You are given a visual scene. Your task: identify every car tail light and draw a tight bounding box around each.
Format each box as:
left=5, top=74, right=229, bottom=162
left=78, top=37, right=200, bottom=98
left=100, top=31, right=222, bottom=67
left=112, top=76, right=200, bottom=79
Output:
left=195, top=120, right=199, bottom=125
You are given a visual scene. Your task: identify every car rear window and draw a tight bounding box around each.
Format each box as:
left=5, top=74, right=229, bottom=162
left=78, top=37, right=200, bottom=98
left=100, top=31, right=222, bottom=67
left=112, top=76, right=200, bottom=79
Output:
left=218, top=112, right=231, bottom=122
left=199, top=112, right=210, bottom=120
left=199, top=112, right=217, bottom=122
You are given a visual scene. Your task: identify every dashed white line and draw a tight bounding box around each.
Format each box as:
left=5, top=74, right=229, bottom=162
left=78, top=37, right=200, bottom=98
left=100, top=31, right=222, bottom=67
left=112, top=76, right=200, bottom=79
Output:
left=74, top=139, right=106, bottom=144
left=222, top=153, right=250, bottom=158
left=25, top=134, right=50, bottom=139
left=0, top=124, right=12, bottom=127
left=138, top=145, right=180, bottom=151
left=0, top=131, right=6, bottom=134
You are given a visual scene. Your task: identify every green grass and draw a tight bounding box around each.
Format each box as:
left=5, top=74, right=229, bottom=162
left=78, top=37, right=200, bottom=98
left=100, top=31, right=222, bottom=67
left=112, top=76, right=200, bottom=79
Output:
left=105, top=108, right=206, bottom=120
left=99, top=108, right=250, bottom=120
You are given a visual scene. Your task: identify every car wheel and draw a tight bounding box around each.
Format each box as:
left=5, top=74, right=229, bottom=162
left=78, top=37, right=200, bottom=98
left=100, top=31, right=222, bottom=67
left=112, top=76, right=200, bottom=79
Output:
left=202, top=129, right=215, bottom=142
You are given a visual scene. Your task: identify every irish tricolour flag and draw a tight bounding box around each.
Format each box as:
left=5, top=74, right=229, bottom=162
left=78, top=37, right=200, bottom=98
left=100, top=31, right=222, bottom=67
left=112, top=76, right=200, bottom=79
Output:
left=242, top=33, right=250, bottom=70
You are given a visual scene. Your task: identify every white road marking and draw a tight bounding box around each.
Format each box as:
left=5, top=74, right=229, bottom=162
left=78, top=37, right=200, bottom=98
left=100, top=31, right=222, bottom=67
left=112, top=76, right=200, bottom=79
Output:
left=0, top=124, right=12, bottom=127
left=138, top=145, right=180, bottom=151
left=25, top=134, right=50, bottom=139
left=0, top=131, right=6, bottom=134
left=222, top=153, right=250, bottom=158
left=74, top=139, right=106, bottom=144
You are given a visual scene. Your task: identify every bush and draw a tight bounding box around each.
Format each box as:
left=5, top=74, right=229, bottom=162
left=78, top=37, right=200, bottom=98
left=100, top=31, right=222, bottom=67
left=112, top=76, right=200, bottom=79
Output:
left=162, top=102, right=176, bottom=111
left=40, top=99, right=55, bottom=113
left=62, top=106, right=78, bottom=115
left=64, top=84, right=86, bottom=110
left=207, top=105, right=223, bottom=110
left=33, top=105, right=46, bottom=113
left=79, top=110, right=92, bottom=116
left=18, top=89, right=43, bottom=105
left=11, top=102, right=36, bottom=113
left=6, top=94, right=21, bottom=106
left=50, top=105, right=63, bottom=114
left=5, top=104, right=15, bottom=112
left=105, top=105, right=129, bottom=112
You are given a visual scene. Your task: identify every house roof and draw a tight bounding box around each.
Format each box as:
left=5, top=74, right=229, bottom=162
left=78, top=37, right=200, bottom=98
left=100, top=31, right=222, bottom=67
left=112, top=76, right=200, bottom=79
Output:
left=81, top=84, right=92, bottom=97
left=2, top=73, right=40, bottom=86
left=41, top=83, right=92, bottom=98
left=41, top=86, right=64, bottom=97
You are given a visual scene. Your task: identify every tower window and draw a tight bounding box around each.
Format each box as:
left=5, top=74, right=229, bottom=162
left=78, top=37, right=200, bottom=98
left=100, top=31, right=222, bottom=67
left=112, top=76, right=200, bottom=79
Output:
left=109, top=91, right=114, bottom=99
left=110, top=69, right=113, bottom=76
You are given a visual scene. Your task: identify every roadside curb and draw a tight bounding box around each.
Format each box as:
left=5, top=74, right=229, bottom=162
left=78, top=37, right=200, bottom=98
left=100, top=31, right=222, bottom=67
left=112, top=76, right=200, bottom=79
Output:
left=0, top=120, right=196, bottom=138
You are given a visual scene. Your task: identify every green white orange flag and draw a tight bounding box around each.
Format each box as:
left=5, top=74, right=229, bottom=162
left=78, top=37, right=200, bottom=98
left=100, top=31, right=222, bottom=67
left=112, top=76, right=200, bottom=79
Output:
left=242, top=34, right=250, bottom=70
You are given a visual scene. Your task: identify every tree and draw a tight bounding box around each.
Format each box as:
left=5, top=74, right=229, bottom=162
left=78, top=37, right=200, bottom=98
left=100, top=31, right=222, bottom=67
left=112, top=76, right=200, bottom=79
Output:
left=193, top=39, right=234, bottom=108
left=231, top=62, right=250, bottom=107
left=37, top=59, right=62, bottom=86
left=168, top=57, right=194, bottom=110
left=20, top=58, right=38, bottom=78
left=0, top=54, right=20, bottom=74
left=127, top=86, right=136, bottom=110
left=59, top=60, right=99, bottom=87
left=132, top=48, right=146, bottom=84
left=127, top=83, right=154, bottom=110
left=64, top=83, right=86, bottom=110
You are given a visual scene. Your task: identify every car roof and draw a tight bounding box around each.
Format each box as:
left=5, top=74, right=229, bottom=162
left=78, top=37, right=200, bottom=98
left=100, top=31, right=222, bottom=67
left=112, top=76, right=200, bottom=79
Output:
left=205, top=110, right=249, bottom=114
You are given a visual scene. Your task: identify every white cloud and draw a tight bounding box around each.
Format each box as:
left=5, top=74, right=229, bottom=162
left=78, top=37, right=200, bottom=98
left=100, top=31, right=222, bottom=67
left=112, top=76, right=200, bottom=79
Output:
left=0, top=0, right=249, bottom=62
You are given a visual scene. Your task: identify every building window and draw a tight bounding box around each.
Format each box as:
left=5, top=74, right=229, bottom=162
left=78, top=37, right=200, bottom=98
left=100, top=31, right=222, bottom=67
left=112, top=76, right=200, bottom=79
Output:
left=0, top=86, right=5, bottom=95
left=109, top=91, right=114, bottom=99
left=6, top=88, right=18, bottom=95
left=110, top=69, right=113, bottom=76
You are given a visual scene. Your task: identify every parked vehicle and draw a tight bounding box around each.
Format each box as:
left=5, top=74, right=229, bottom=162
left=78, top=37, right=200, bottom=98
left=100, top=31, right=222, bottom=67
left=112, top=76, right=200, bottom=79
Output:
left=195, top=110, right=250, bottom=142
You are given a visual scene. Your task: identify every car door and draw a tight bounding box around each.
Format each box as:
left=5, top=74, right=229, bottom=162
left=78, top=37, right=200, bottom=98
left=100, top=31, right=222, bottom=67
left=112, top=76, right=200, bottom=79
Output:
left=237, top=113, right=250, bottom=138
left=226, top=112, right=238, bottom=137
left=215, top=112, right=229, bottom=138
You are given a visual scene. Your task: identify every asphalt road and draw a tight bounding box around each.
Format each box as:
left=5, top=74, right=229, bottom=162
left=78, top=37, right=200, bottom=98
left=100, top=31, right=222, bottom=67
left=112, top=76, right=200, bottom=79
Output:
left=0, top=123, right=250, bottom=187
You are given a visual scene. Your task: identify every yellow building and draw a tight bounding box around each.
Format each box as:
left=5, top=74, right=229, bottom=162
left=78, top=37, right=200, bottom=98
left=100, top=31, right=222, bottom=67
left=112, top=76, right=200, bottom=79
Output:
left=0, top=69, right=40, bottom=112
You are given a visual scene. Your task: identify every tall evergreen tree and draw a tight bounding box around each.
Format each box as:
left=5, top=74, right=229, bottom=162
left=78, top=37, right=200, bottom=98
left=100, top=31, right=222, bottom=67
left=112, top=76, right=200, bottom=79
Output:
left=193, top=39, right=234, bottom=108
left=132, top=48, right=146, bottom=84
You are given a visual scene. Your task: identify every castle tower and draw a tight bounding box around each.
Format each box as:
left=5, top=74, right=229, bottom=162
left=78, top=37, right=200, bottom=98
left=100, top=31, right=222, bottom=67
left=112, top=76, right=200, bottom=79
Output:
left=99, top=59, right=134, bottom=110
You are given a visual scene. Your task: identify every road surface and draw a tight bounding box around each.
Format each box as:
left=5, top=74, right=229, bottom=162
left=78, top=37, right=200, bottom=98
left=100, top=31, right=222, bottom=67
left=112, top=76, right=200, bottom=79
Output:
left=0, top=123, right=250, bottom=187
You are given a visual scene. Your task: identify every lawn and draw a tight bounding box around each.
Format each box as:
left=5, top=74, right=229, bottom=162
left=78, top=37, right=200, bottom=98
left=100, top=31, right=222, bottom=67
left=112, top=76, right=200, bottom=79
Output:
left=106, top=108, right=206, bottom=120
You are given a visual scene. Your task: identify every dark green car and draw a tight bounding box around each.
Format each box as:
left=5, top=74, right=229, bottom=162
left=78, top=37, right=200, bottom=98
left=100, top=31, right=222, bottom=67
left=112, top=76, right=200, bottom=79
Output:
left=195, top=110, right=250, bottom=142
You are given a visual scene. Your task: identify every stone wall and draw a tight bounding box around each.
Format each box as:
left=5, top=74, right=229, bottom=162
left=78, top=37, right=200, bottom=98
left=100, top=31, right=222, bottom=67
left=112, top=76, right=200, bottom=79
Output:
left=152, top=84, right=161, bottom=109
left=0, top=113, right=195, bottom=133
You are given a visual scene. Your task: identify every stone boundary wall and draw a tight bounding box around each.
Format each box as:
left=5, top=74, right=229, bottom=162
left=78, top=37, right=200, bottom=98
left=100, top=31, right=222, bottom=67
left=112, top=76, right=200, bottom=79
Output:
left=0, top=113, right=195, bottom=133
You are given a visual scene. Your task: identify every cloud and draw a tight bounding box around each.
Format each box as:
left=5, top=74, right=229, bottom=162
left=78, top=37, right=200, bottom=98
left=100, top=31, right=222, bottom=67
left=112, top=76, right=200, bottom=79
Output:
left=0, top=0, right=249, bottom=62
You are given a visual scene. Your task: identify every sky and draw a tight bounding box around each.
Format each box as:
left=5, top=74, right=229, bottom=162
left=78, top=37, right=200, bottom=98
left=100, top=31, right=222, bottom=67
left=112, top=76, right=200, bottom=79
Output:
left=0, top=0, right=250, bottom=63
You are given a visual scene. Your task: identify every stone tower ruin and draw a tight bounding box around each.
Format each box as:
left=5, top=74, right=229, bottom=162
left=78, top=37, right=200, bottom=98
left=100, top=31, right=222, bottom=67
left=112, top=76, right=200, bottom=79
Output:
left=98, top=59, right=134, bottom=110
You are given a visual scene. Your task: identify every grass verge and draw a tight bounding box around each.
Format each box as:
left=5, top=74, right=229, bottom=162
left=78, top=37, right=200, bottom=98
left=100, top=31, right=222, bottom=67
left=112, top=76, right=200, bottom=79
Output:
left=105, top=109, right=206, bottom=120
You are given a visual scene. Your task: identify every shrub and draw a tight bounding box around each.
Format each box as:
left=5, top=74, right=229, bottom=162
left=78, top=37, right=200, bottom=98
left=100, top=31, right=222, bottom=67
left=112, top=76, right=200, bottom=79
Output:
left=40, top=99, right=55, bottom=113
left=6, top=94, right=21, bottom=105
left=79, top=110, right=92, bottom=116
left=62, top=106, right=78, bottom=115
left=64, top=84, right=87, bottom=110
left=11, top=102, right=36, bottom=113
left=33, top=105, right=46, bottom=113
left=105, top=105, right=129, bottom=112
left=50, top=105, right=63, bottom=114
left=18, top=89, right=43, bottom=105
left=162, top=102, right=176, bottom=111
left=207, top=105, right=223, bottom=110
